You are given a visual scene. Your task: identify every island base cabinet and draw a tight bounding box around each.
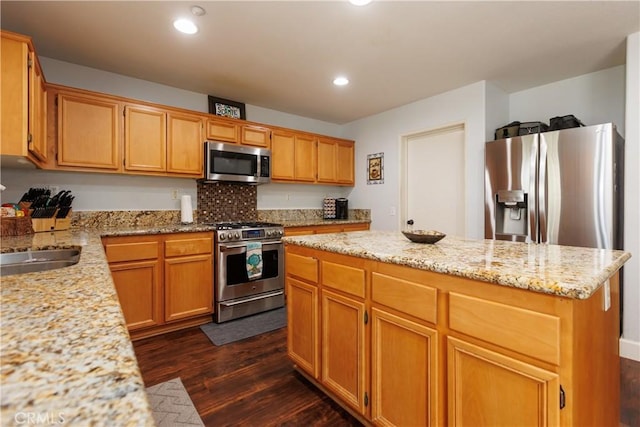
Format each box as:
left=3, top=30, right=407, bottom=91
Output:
left=371, top=308, right=437, bottom=427
left=321, top=289, right=367, bottom=416
left=286, top=277, right=319, bottom=379
left=447, top=337, right=559, bottom=427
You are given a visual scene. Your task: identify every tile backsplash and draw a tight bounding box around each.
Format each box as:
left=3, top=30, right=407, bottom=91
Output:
left=196, top=181, right=257, bottom=224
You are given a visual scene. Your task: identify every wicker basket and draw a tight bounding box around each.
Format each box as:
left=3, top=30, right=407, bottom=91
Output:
left=0, top=217, right=34, bottom=236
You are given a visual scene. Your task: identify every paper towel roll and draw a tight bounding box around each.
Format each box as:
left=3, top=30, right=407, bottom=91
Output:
left=180, top=195, right=193, bottom=224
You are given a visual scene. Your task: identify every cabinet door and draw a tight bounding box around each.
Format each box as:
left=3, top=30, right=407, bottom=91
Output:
left=337, top=141, right=354, bottom=185
left=28, top=52, right=47, bottom=162
left=447, top=337, right=559, bottom=427
left=241, top=124, right=270, bottom=148
left=124, top=105, right=166, bottom=172
left=317, top=138, right=337, bottom=183
left=110, top=260, right=162, bottom=331
left=287, top=277, right=319, bottom=378
left=164, top=254, right=213, bottom=322
left=371, top=308, right=438, bottom=426
left=206, top=118, right=238, bottom=143
left=294, top=134, right=316, bottom=182
left=321, top=289, right=367, bottom=414
left=271, top=130, right=295, bottom=180
left=57, top=92, right=120, bottom=169
left=167, top=112, right=203, bottom=176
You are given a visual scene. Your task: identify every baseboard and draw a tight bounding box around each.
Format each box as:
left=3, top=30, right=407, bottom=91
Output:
left=620, top=337, right=640, bottom=361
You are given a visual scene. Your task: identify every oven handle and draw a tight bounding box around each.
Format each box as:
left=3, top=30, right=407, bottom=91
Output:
left=219, top=241, right=282, bottom=251
left=219, top=290, right=284, bottom=307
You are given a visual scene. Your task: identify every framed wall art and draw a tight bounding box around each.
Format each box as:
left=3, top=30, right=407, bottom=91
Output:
left=208, top=95, right=246, bottom=120
left=367, top=152, right=384, bottom=184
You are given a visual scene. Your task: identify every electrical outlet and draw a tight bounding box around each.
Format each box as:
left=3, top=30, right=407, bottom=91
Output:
left=48, top=185, right=60, bottom=195
left=389, top=206, right=396, bottom=216
left=171, top=189, right=179, bottom=200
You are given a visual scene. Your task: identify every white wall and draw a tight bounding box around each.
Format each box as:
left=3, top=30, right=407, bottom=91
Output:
left=509, top=65, right=626, bottom=134
left=621, top=32, right=640, bottom=360
left=342, top=81, right=487, bottom=236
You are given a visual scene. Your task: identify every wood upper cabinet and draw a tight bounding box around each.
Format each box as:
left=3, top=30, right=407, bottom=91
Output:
left=0, top=31, right=46, bottom=165
left=271, top=129, right=316, bottom=182
left=447, top=337, right=559, bottom=426
left=317, top=137, right=355, bottom=186
left=206, top=117, right=270, bottom=148
left=371, top=308, right=438, bottom=426
left=167, top=112, right=203, bottom=176
left=57, top=91, right=120, bottom=170
left=206, top=117, right=238, bottom=143
left=164, top=234, right=213, bottom=322
left=241, top=124, right=271, bottom=148
left=124, top=105, right=166, bottom=172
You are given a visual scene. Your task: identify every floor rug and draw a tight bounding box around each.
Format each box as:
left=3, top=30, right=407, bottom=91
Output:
left=146, top=378, right=204, bottom=427
left=200, top=307, right=287, bottom=346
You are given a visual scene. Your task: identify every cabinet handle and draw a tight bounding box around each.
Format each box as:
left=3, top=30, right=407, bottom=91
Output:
left=560, top=385, right=566, bottom=409
left=364, top=392, right=369, bottom=407
left=364, top=310, right=368, bottom=325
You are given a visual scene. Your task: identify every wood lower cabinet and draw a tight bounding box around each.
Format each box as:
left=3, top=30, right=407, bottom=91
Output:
left=164, top=235, right=213, bottom=322
left=447, top=337, right=559, bottom=426
left=103, top=231, right=214, bottom=340
left=371, top=308, right=438, bottom=426
left=285, top=244, right=621, bottom=427
left=287, top=277, right=319, bottom=378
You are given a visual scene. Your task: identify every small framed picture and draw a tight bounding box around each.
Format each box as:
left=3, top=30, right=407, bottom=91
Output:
left=208, top=95, right=246, bottom=120
left=367, top=152, right=384, bottom=184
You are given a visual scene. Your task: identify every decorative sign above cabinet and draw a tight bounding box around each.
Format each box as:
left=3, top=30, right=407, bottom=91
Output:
left=208, top=95, right=246, bottom=120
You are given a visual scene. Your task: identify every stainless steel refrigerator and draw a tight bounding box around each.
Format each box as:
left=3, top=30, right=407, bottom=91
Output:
left=484, top=122, right=624, bottom=250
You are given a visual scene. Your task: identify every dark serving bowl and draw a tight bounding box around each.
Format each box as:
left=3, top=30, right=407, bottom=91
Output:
left=402, top=230, right=446, bottom=244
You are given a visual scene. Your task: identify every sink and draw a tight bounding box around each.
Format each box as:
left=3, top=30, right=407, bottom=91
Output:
left=0, top=249, right=81, bottom=277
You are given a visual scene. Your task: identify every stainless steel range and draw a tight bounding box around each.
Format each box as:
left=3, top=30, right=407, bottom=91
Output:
left=210, top=221, right=284, bottom=323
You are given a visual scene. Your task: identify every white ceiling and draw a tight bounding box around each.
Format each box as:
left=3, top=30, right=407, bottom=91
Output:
left=2, top=1, right=638, bottom=124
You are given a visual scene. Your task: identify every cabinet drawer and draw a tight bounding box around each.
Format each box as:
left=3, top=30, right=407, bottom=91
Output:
left=105, top=241, right=159, bottom=263
left=372, top=272, right=437, bottom=323
left=165, top=237, right=212, bottom=257
left=286, top=252, right=318, bottom=283
left=322, top=261, right=365, bottom=298
left=449, top=292, right=560, bottom=365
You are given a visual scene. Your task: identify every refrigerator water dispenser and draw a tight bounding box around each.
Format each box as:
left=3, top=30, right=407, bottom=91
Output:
left=495, top=190, right=528, bottom=237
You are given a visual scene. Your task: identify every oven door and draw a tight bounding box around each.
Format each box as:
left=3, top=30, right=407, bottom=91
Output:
left=217, top=240, right=283, bottom=302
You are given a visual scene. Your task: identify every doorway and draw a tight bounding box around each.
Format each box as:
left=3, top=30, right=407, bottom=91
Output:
left=400, top=123, right=466, bottom=236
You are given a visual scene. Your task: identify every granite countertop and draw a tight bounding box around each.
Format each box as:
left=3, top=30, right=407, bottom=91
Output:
left=283, top=230, right=631, bottom=299
left=0, top=224, right=213, bottom=426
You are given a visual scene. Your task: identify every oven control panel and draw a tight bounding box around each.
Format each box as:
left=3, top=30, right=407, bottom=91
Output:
left=217, top=227, right=283, bottom=242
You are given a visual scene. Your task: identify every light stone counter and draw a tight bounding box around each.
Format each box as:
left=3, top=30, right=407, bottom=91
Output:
left=0, top=225, right=215, bottom=426
left=283, top=230, right=631, bottom=299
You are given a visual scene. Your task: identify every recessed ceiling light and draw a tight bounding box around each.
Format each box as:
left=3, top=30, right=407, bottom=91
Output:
left=333, top=76, right=350, bottom=86
left=349, top=0, right=372, bottom=6
left=173, top=18, right=198, bottom=34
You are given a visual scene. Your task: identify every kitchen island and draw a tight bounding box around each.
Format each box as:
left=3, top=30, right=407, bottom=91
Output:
left=0, top=224, right=213, bottom=426
left=283, top=230, right=631, bottom=426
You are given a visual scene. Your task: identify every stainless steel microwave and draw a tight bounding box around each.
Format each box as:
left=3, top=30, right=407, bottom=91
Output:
left=203, top=141, right=271, bottom=184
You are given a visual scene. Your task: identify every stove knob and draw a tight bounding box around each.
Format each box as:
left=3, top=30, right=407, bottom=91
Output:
left=219, top=233, right=226, bottom=240
left=266, top=230, right=272, bottom=237
left=234, top=232, right=240, bottom=239
left=278, top=230, right=283, bottom=236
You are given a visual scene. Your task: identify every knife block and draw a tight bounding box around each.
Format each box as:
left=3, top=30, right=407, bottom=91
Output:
left=30, top=209, right=72, bottom=232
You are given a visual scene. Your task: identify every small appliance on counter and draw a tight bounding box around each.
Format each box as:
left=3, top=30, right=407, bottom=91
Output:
left=323, top=198, right=336, bottom=219
left=336, top=198, right=348, bottom=220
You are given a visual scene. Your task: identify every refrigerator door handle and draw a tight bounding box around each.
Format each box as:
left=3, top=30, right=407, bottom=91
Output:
left=538, top=136, right=547, bottom=243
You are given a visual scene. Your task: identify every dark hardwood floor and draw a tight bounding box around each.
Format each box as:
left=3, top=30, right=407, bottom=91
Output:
left=133, top=326, right=640, bottom=426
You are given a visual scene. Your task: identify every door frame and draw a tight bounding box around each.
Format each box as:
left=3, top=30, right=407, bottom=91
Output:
left=400, top=122, right=467, bottom=234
